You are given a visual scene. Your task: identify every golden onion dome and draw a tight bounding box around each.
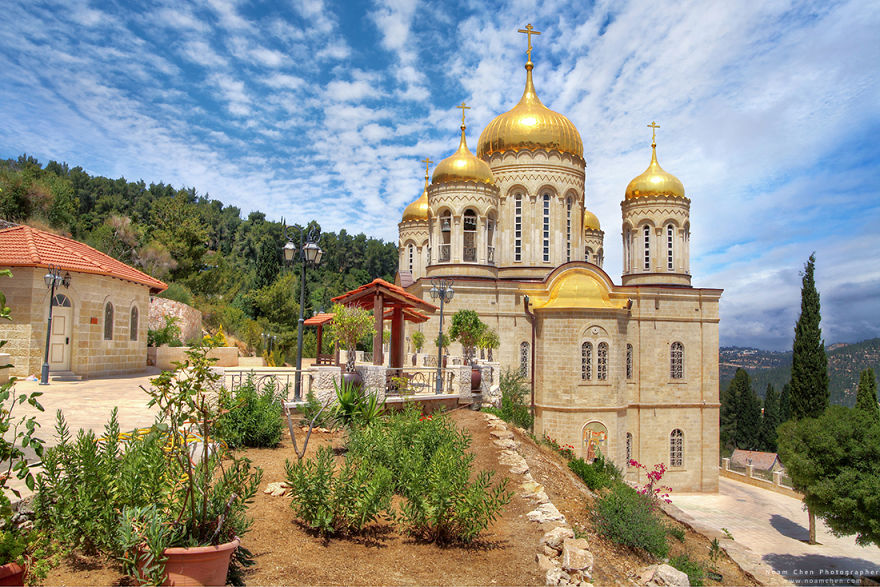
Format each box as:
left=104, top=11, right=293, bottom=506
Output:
left=432, top=122, right=495, bottom=185
left=583, top=209, right=601, bottom=231
left=625, top=132, right=685, bottom=200
left=402, top=162, right=431, bottom=222
left=477, top=60, right=583, bottom=159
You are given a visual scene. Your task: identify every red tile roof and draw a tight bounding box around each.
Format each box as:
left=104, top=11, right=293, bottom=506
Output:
left=303, top=312, right=335, bottom=326
left=331, top=278, right=437, bottom=312
left=730, top=449, right=781, bottom=471
left=0, top=225, right=167, bottom=294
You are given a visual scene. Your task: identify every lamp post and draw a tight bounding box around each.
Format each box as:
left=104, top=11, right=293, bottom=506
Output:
left=428, top=278, right=454, bottom=395
left=40, top=265, right=71, bottom=385
left=283, top=224, right=323, bottom=401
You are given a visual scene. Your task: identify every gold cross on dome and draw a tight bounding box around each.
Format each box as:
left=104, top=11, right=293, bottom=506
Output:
left=422, top=157, right=434, bottom=177
left=517, top=24, right=542, bottom=62
left=648, top=121, right=660, bottom=145
left=456, top=102, right=470, bottom=126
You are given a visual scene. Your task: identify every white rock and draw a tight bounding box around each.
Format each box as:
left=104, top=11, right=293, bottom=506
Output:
left=264, top=481, right=290, bottom=497
left=493, top=438, right=518, bottom=449
left=561, top=538, right=593, bottom=578
left=536, top=553, right=557, bottom=572
left=546, top=568, right=571, bottom=586
left=510, top=463, right=530, bottom=475
left=652, top=564, right=690, bottom=587
left=490, top=429, right=514, bottom=440
left=541, top=526, right=575, bottom=550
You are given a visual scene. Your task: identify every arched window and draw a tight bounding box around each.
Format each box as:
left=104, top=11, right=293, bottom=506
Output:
left=53, top=293, right=71, bottom=307
left=581, top=342, right=592, bottom=380
left=597, top=248, right=604, bottom=267
left=520, top=341, right=530, bottom=378
left=542, top=194, right=551, bottom=263
left=130, top=306, right=139, bottom=341
left=566, top=197, right=572, bottom=262
left=408, top=243, right=414, bottom=271
left=643, top=225, right=651, bottom=270
left=463, top=209, right=477, bottom=262
left=626, top=432, right=633, bottom=463
left=670, top=429, right=684, bottom=467
left=585, top=247, right=592, bottom=263
left=439, top=211, right=451, bottom=262
left=667, top=224, right=674, bottom=271
left=487, top=214, right=496, bottom=265
left=597, top=342, right=608, bottom=380
left=514, top=194, right=522, bottom=262
left=626, top=344, right=633, bottom=379
left=623, top=228, right=631, bottom=270
left=104, top=302, right=114, bottom=340
left=670, top=342, right=684, bottom=379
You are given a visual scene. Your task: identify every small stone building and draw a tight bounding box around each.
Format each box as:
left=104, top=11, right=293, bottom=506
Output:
left=730, top=449, right=783, bottom=473
left=0, top=224, right=167, bottom=378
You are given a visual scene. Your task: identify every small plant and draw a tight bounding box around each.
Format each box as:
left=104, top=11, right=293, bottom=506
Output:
left=667, top=525, right=686, bottom=542
left=543, top=434, right=576, bottom=460
left=147, top=315, right=181, bottom=347
left=721, top=527, right=734, bottom=541
left=669, top=553, right=706, bottom=586
left=411, top=331, right=425, bottom=353
left=629, top=459, right=672, bottom=507
left=332, top=379, right=385, bottom=428
left=484, top=368, right=532, bottom=429
left=591, top=482, right=669, bottom=558
left=329, top=303, right=375, bottom=373
left=217, top=376, right=287, bottom=448
left=300, top=389, right=333, bottom=429
left=448, top=309, right=485, bottom=365
left=569, top=450, right=620, bottom=491
left=434, top=332, right=450, bottom=353
left=477, top=327, right=499, bottom=361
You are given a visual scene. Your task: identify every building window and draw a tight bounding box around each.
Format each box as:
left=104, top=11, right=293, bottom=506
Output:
left=439, top=211, right=451, bottom=262
left=670, top=429, right=684, bottom=467
left=670, top=342, right=684, bottom=379
left=104, top=302, right=114, bottom=340
left=643, top=225, right=651, bottom=270
left=566, top=197, right=572, bottom=262
left=581, top=342, right=592, bottom=380
left=585, top=247, right=592, bottom=263
left=130, top=306, right=138, bottom=341
left=542, top=194, right=550, bottom=262
left=408, top=244, right=414, bottom=271
left=597, top=342, right=608, bottom=380
left=667, top=224, right=674, bottom=271
left=514, top=194, right=522, bottom=262
left=626, top=344, right=633, bottom=379
left=520, top=341, right=529, bottom=378
left=626, top=432, right=633, bottom=463
left=463, top=209, right=477, bottom=262
left=623, top=228, right=631, bottom=270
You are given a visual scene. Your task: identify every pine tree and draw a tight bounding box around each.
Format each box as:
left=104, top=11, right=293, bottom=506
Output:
left=855, top=369, right=879, bottom=422
left=760, top=384, right=781, bottom=452
left=779, top=383, right=792, bottom=423
left=254, top=237, right=281, bottom=290
left=789, top=254, right=829, bottom=419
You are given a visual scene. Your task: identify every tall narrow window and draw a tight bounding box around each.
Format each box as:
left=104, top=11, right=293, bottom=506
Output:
left=597, top=342, right=608, bottom=380
left=520, top=341, right=530, bottom=378
left=623, top=228, right=631, bottom=270
left=670, top=429, right=684, bottom=467
left=626, top=344, right=633, bottom=379
left=440, top=211, right=451, bottom=262
left=514, top=194, right=522, bottom=262
left=581, top=342, right=592, bottom=380
left=566, top=197, right=572, bottom=262
left=585, top=247, right=592, bottom=263
left=408, top=244, right=414, bottom=271
left=643, top=225, right=651, bottom=270
left=463, top=209, right=477, bottom=262
left=542, top=194, right=550, bottom=262
left=487, top=216, right=495, bottom=265
left=670, top=342, right=684, bottom=379
left=626, top=432, right=633, bottom=463
left=104, top=302, right=114, bottom=340
left=667, top=224, right=674, bottom=271
left=130, top=306, right=138, bottom=341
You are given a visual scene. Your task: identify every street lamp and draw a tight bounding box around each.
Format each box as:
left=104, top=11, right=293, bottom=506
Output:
left=428, top=278, right=454, bottom=395
left=283, top=224, right=323, bottom=401
left=40, top=265, right=71, bottom=385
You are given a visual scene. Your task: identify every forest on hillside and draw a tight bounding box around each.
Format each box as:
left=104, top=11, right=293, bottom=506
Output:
left=0, top=154, right=399, bottom=361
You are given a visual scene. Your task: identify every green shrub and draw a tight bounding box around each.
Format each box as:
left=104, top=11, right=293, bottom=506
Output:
left=568, top=450, right=621, bottom=490
left=158, top=282, right=193, bottom=306
left=591, top=482, right=668, bottom=558
left=285, top=446, right=392, bottom=536
left=301, top=389, right=333, bottom=428
left=217, top=376, right=287, bottom=448
left=147, top=315, right=181, bottom=347
left=670, top=554, right=706, bottom=586
left=667, top=525, right=686, bottom=542
left=332, top=379, right=385, bottom=428
left=485, top=368, right=533, bottom=429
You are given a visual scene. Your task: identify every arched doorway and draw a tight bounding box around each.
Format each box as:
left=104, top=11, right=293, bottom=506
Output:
left=582, top=421, right=608, bottom=463
left=49, top=293, right=72, bottom=371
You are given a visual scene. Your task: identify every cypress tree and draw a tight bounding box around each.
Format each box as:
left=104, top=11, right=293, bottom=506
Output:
left=789, top=254, right=829, bottom=419
left=760, top=384, right=781, bottom=452
left=720, top=371, right=743, bottom=450
left=779, top=383, right=792, bottom=423
left=736, top=375, right=762, bottom=451
left=855, top=369, right=879, bottom=422
left=254, top=237, right=281, bottom=290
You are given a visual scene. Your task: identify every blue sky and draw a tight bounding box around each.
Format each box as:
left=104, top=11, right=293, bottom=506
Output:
left=1, top=0, right=878, bottom=350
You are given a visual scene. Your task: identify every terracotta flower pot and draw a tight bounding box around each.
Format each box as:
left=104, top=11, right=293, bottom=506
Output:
left=471, top=367, right=482, bottom=391
left=342, top=370, right=363, bottom=391
left=139, top=537, right=239, bottom=586
left=0, top=561, right=25, bottom=586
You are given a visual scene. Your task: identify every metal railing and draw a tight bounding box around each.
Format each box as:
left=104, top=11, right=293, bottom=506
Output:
left=385, top=367, right=455, bottom=396
left=223, top=369, right=312, bottom=398
left=439, top=244, right=451, bottom=262
left=463, top=246, right=477, bottom=262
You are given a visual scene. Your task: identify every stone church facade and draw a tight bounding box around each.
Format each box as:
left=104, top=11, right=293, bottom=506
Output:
left=397, top=33, right=721, bottom=492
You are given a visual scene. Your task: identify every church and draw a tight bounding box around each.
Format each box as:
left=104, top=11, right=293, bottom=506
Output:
left=396, top=26, right=721, bottom=493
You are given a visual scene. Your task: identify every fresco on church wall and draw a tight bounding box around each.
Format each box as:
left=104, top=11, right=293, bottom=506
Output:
left=582, top=421, right=608, bottom=463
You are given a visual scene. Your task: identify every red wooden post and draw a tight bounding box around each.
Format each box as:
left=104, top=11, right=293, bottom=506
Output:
left=390, top=305, right=405, bottom=369
left=373, top=293, right=384, bottom=365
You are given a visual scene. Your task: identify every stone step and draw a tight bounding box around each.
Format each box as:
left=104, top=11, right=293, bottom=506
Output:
left=50, top=371, right=83, bottom=382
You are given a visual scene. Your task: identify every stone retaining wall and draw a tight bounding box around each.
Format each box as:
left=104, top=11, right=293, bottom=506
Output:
left=149, top=298, right=202, bottom=344
left=148, top=346, right=239, bottom=370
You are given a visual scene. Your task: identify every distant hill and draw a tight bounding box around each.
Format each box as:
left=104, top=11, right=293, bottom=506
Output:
left=720, top=338, right=880, bottom=407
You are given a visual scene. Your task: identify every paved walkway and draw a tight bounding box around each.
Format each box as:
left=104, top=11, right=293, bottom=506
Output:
left=672, top=477, right=880, bottom=585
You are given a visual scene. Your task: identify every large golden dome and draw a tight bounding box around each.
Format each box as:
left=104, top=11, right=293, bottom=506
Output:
left=625, top=129, right=685, bottom=200
left=432, top=123, right=495, bottom=185
left=477, top=61, right=583, bottom=159
left=583, top=209, right=601, bottom=231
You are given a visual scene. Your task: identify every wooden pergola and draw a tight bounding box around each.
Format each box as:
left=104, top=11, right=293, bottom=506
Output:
left=302, top=312, right=336, bottom=365
left=331, top=278, right=436, bottom=368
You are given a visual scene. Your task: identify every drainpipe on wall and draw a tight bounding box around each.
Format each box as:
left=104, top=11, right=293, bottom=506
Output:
left=523, top=295, right=536, bottom=433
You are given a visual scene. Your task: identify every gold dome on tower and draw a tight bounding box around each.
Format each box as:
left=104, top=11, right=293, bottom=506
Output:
left=583, top=209, right=601, bottom=231
left=402, top=158, right=432, bottom=222
left=432, top=103, right=495, bottom=185
left=625, top=122, right=685, bottom=200
left=477, top=25, right=583, bottom=160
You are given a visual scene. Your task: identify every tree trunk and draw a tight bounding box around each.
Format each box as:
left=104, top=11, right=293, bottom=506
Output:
left=808, top=506, right=817, bottom=544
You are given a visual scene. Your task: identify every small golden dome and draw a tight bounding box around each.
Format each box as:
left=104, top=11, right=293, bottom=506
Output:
left=625, top=138, right=685, bottom=200
left=432, top=123, right=495, bottom=185
left=402, top=161, right=431, bottom=222
left=583, top=209, right=601, bottom=231
left=477, top=61, right=583, bottom=159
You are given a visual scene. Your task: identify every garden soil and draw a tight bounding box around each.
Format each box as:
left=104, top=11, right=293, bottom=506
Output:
left=43, top=408, right=757, bottom=586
